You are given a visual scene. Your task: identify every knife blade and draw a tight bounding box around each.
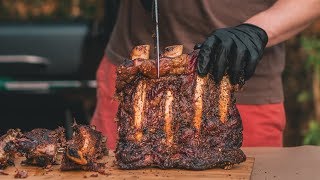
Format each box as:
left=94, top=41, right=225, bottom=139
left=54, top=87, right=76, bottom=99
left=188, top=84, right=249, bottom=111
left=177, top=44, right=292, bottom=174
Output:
left=153, top=0, right=160, bottom=78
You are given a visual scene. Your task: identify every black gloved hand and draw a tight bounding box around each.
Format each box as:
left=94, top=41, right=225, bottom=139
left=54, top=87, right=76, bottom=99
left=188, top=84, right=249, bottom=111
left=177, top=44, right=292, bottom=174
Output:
left=195, top=24, right=268, bottom=85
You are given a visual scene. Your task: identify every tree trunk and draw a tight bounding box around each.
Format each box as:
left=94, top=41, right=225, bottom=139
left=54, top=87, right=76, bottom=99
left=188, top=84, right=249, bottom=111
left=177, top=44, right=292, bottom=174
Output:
left=314, top=66, right=320, bottom=122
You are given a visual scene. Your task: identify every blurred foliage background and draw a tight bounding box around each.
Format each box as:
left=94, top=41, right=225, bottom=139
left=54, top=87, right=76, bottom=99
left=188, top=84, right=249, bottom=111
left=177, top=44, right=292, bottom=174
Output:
left=0, top=0, right=319, bottom=146
left=284, top=21, right=320, bottom=146
left=0, top=0, right=104, bottom=21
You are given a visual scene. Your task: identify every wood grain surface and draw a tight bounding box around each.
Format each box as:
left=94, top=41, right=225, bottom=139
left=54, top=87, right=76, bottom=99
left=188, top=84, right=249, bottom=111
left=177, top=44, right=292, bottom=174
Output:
left=0, top=152, right=254, bottom=180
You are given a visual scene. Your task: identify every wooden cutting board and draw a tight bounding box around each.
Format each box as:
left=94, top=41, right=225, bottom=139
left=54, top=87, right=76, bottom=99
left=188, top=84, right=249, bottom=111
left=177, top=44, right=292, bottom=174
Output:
left=0, top=152, right=254, bottom=180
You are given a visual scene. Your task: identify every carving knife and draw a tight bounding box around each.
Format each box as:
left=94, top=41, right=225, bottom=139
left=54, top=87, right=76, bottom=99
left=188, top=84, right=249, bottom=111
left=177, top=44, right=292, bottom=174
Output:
left=153, top=0, right=160, bottom=78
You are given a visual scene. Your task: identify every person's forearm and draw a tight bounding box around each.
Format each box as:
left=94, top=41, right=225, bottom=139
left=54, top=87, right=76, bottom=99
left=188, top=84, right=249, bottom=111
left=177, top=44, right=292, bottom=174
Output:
left=245, top=0, right=320, bottom=47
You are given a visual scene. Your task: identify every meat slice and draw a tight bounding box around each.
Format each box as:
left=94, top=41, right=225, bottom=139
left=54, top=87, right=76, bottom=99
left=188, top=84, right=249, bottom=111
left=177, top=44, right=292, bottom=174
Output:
left=115, top=45, right=246, bottom=170
left=0, top=129, right=22, bottom=169
left=11, top=128, right=66, bottom=167
left=60, top=124, right=108, bottom=172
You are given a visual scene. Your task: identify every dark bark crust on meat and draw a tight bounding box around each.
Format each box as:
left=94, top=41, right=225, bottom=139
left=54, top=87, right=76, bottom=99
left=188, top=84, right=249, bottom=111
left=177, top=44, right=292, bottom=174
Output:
left=13, top=128, right=66, bottom=167
left=115, top=50, right=246, bottom=170
left=0, top=129, right=21, bottom=169
left=1, top=125, right=108, bottom=171
left=60, top=154, right=106, bottom=172
left=1, top=128, right=65, bottom=169
left=60, top=124, right=108, bottom=172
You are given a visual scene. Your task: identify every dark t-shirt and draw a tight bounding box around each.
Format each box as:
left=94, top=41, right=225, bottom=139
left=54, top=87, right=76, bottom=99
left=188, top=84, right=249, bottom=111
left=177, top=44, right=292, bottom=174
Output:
left=105, top=0, right=285, bottom=104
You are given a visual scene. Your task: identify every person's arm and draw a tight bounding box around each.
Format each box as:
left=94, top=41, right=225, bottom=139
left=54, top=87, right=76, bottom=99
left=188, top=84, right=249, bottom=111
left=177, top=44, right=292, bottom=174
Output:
left=197, top=0, right=320, bottom=84
left=246, top=0, right=320, bottom=47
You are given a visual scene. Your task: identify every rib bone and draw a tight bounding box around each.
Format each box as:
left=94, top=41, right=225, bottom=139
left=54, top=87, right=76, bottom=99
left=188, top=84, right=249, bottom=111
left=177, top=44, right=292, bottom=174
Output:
left=163, top=45, right=183, bottom=58
left=134, top=81, right=147, bottom=141
left=164, top=91, right=174, bottom=145
left=130, top=45, right=150, bottom=60
left=193, top=76, right=206, bottom=131
left=219, top=76, right=232, bottom=123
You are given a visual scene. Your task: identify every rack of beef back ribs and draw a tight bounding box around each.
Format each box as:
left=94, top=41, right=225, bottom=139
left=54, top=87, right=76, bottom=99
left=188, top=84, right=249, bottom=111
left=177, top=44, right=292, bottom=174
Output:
left=115, top=45, right=246, bottom=170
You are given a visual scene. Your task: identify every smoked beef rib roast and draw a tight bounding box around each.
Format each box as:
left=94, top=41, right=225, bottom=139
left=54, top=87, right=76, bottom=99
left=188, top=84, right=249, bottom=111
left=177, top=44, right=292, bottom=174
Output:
left=115, top=45, right=246, bottom=170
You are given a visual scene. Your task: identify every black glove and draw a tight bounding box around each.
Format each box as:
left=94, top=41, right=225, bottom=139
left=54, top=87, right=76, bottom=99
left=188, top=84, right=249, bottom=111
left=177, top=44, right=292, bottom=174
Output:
left=195, top=24, right=268, bottom=84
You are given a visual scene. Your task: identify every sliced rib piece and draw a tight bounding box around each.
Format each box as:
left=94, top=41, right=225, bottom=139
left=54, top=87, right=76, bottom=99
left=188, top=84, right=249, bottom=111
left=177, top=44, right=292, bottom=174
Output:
left=60, top=124, right=108, bottom=172
left=0, top=129, right=21, bottom=169
left=12, top=128, right=66, bottom=167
